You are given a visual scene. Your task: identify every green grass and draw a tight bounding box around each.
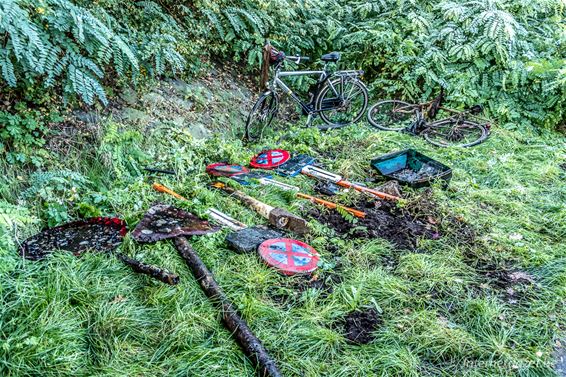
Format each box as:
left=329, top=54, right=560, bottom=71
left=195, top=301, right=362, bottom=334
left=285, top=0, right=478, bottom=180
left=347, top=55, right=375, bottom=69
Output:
left=1, top=91, right=565, bottom=376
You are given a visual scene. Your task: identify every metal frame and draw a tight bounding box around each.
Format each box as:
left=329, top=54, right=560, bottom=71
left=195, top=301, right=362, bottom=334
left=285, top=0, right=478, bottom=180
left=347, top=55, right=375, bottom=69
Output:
left=268, top=61, right=364, bottom=125
left=271, top=69, right=328, bottom=115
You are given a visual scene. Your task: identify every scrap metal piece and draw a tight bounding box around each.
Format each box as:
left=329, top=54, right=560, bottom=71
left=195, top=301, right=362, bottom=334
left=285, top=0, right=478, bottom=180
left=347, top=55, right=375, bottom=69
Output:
left=274, top=154, right=316, bottom=177
left=20, top=217, right=127, bottom=260
left=226, top=226, right=283, bottom=253
left=132, top=204, right=220, bottom=243
left=206, top=208, right=247, bottom=231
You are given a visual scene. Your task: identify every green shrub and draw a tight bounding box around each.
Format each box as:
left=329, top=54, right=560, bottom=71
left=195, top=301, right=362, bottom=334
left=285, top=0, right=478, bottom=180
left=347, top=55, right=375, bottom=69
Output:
left=0, top=0, right=185, bottom=105
left=0, top=103, right=62, bottom=166
left=22, top=170, right=99, bottom=226
left=168, top=0, right=565, bottom=130
left=337, top=0, right=566, bottom=129
left=1, top=0, right=563, bottom=131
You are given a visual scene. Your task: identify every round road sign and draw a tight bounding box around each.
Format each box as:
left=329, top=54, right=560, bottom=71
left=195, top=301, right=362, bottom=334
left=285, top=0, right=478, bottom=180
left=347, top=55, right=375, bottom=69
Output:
left=258, top=238, right=319, bottom=275
left=250, top=149, right=290, bottom=169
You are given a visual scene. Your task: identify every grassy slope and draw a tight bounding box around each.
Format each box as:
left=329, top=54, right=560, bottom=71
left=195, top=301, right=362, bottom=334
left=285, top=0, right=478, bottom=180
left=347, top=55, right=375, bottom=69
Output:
left=0, top=77, right=565, bottom=377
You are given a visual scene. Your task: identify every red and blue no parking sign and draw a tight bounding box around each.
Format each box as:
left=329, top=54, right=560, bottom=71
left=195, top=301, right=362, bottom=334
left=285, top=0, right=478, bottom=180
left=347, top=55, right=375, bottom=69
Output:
left=250, top=149, right=291, bottom=169
left=206, top=162, right=250, bottom=177
left=258, top=238, right=320, bottom=275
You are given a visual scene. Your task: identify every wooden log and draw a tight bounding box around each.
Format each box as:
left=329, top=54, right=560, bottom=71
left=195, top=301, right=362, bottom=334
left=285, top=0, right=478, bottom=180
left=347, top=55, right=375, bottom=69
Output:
left=173, top=237, right=282, bottom=377
left=211, top=182, right=309, bottom=235
left=115, top=253, right=179, bottom=285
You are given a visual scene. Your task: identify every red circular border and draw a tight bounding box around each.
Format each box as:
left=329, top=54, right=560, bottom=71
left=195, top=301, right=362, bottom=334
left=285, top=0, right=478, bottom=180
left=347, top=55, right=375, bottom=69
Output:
left=258, top=238, right=319, bottom=275
left=250, top=149, right=291, bottom=169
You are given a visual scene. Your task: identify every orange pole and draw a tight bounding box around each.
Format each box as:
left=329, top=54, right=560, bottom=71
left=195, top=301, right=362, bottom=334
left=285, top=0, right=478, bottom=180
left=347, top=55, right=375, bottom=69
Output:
left=335, top=181, right=400, bottom=201
left=152, top=182, right=189, bottom=201
left=296, top=192, right=366, bottom=219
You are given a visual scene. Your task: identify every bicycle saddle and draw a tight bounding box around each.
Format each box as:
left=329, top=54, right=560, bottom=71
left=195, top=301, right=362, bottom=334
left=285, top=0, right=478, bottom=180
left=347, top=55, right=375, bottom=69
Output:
left=321, top=52, right=340, bottom=62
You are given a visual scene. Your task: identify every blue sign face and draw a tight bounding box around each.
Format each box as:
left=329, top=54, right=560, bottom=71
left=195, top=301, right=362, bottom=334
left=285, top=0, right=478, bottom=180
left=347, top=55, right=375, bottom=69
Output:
left=258, top=238, right=320, bottom=275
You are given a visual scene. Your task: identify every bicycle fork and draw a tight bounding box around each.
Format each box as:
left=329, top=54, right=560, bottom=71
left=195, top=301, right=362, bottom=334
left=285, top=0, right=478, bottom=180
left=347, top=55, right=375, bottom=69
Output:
left=305, top=113, right=317, bottom=127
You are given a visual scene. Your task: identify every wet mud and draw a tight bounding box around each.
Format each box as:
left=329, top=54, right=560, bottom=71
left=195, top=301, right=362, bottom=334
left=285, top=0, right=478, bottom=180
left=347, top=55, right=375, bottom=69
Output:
left=339, top=308, right=382, bottom=344
left=20, top=217, right=126, bottom=260
left=308, top=198, right=439, bottom=250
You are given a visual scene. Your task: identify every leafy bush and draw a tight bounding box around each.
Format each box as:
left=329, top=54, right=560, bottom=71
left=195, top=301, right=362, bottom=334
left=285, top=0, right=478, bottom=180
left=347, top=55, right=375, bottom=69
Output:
left=0, top=201, right=38, bottom=254
left=0, top=108, right=47, bottom=166
left=0, top=0, right=185, bottom=105
left=169, top=0, right=565, bottom=130
left=98, top=122, right=148, bottom=179
left=22, top=170, right=98, bottom=226
left=0, top=0, right=563, bottom=132
left=337, top=0, right=566, bottom=128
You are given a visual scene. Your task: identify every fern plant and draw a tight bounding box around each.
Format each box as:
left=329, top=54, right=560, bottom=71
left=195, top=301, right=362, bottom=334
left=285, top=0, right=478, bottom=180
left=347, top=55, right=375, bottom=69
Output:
left=338, top=0, right=565, bottom=128
left=0, top=0, right=137, bottom=104
left=23, top=169, right=91, bottom=226
left=0, top=0, right=187, bottom=106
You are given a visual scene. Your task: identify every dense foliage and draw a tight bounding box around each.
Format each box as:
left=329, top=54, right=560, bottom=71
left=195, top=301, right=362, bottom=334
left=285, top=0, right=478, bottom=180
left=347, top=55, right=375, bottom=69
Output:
left=184, top=0, right=565, bottom=129
left=1, top=3, right=565, bottom=375
left=0, top=0, right=564, bottom=164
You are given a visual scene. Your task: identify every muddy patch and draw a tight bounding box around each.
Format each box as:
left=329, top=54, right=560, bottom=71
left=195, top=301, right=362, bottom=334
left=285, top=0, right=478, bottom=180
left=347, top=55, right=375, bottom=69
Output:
left=483, top=268, right=537, bottom=304
left=469, top=257, right=538, bottom=304
left=268, top=273, right=343, bottom=307
left=309, top=189, right=477, bottom=251
left=308, top=198, right=439, bottom=250
left=339, top=308, right=382, bottom=344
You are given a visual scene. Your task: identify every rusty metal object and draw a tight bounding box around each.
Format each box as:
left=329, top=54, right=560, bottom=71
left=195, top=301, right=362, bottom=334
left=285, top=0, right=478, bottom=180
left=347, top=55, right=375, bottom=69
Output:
left=131, top=204, right=220, bottom=243
left=19, top=217, right=179, bottom=285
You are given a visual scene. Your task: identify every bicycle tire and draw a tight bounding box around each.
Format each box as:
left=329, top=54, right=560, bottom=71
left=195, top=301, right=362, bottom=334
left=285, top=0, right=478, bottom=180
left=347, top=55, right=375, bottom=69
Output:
left=315, top=77, right=368, bottom=130
left=367, top=100, right=415, bottom=131
left=244, top=91, right=279, bottom=142
left=423, top=119, right=488, bottom=147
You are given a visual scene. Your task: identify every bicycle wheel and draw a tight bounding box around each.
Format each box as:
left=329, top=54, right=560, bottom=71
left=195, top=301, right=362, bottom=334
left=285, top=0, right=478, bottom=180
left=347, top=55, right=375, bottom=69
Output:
left=423, top=119, right=488, bottom=147
left=367, top=100, right=415, bottom=131
left=315, top=77, right=368, bottom=129
left=245, top=91, right=279, bottom=141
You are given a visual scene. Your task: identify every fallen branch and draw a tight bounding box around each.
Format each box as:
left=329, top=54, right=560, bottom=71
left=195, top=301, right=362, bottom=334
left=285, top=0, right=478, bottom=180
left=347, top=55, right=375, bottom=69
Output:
left=173, top=237, right=282, bottom=377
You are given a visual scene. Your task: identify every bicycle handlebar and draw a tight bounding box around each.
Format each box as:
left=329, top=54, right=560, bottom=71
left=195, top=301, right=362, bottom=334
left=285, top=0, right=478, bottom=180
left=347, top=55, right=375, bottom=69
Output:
left=285, top=56, right=310, bottom=64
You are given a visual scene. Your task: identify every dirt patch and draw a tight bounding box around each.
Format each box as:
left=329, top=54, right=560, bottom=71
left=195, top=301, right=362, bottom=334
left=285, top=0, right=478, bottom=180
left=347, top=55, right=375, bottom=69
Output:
left=268, top=273, right=343, bottom=306
left=309, top=189, right=477, bottom=251
left=484, top=269, right=537, bottom=304
left=339, top=308, right=382, bottom=344
left=308, top=198, right=439, bottom=250
left=468, top=256, right=538, bottom=304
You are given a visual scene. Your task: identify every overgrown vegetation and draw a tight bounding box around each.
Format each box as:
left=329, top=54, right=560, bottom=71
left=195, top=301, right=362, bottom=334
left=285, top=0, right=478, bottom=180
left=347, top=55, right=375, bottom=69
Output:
left=1, top=0, right=564, bottom=162
left=0, top=0, right=565, bottom=376
left=1, top=100, right=565, bottom=374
